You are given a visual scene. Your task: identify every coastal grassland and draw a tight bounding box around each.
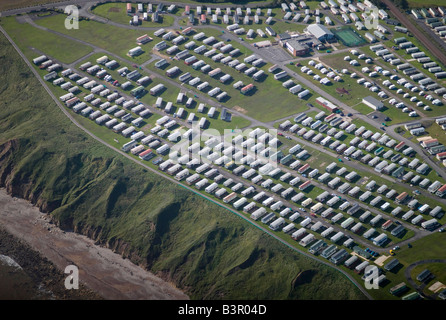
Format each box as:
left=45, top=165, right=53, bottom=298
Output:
left=91, top=2, right=175, bottom=27
left=73, top=52, right=252, bottom=131
left=0, top=28, right=366, bottom=300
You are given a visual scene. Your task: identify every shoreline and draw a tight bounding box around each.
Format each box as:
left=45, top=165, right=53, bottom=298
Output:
left=0, top=188, right=189, bottom=300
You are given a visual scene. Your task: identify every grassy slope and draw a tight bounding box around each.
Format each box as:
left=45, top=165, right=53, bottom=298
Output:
left=0, top=30, right=365, bottom=300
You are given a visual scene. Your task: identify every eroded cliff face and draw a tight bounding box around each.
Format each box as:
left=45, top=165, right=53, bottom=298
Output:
left=1, top=139, right=58, bottom=212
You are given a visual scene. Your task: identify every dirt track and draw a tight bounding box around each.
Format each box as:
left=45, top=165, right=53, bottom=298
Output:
left=0, top=188, right=189, bottom=300
left=381, top=0, right=446, bottom=67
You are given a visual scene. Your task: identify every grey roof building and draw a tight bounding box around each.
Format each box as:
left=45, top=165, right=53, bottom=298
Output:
left=362, top=96, right=384, bottom=110
left=306, top=24, right=334, bottom=41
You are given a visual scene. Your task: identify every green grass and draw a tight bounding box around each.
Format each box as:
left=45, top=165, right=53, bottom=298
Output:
left=300, top=55, right=385, bottom=108
left=349, top=100, right=373, bottom=116
left=0, top=26, right=367, bottom=300
left=91, top=2, right=175, bottom=27
left=0, top=16, right=93, bottom=64
left=332, top=27, right=367, bottom=47
left=397, top=232, right=446, bottom=261
left=33, top=13, right=155, bottom=64
left=422, top=121, right=446, bottom=149
left=410, top=263, right=446, bottom=292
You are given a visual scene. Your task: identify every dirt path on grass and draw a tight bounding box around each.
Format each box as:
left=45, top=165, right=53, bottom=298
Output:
left=0, top=188, right=189, bottom=300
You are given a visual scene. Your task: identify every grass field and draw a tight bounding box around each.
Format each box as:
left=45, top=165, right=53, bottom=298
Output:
left=33, top=13, right=155, bottom=64
left=301, top=54, right=387, bottom=108
left=91, top=2, right=175, bottom=27
left=0, top=27, right=368, bottom=300
left=145, top=27, right=314, bottom=122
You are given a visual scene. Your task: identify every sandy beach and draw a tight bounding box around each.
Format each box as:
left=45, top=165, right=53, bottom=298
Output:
left=0, top=188, right=189, bottom=300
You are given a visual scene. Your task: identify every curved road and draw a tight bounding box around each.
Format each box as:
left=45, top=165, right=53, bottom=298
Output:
left=404, top=259, right=446, bottom=300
